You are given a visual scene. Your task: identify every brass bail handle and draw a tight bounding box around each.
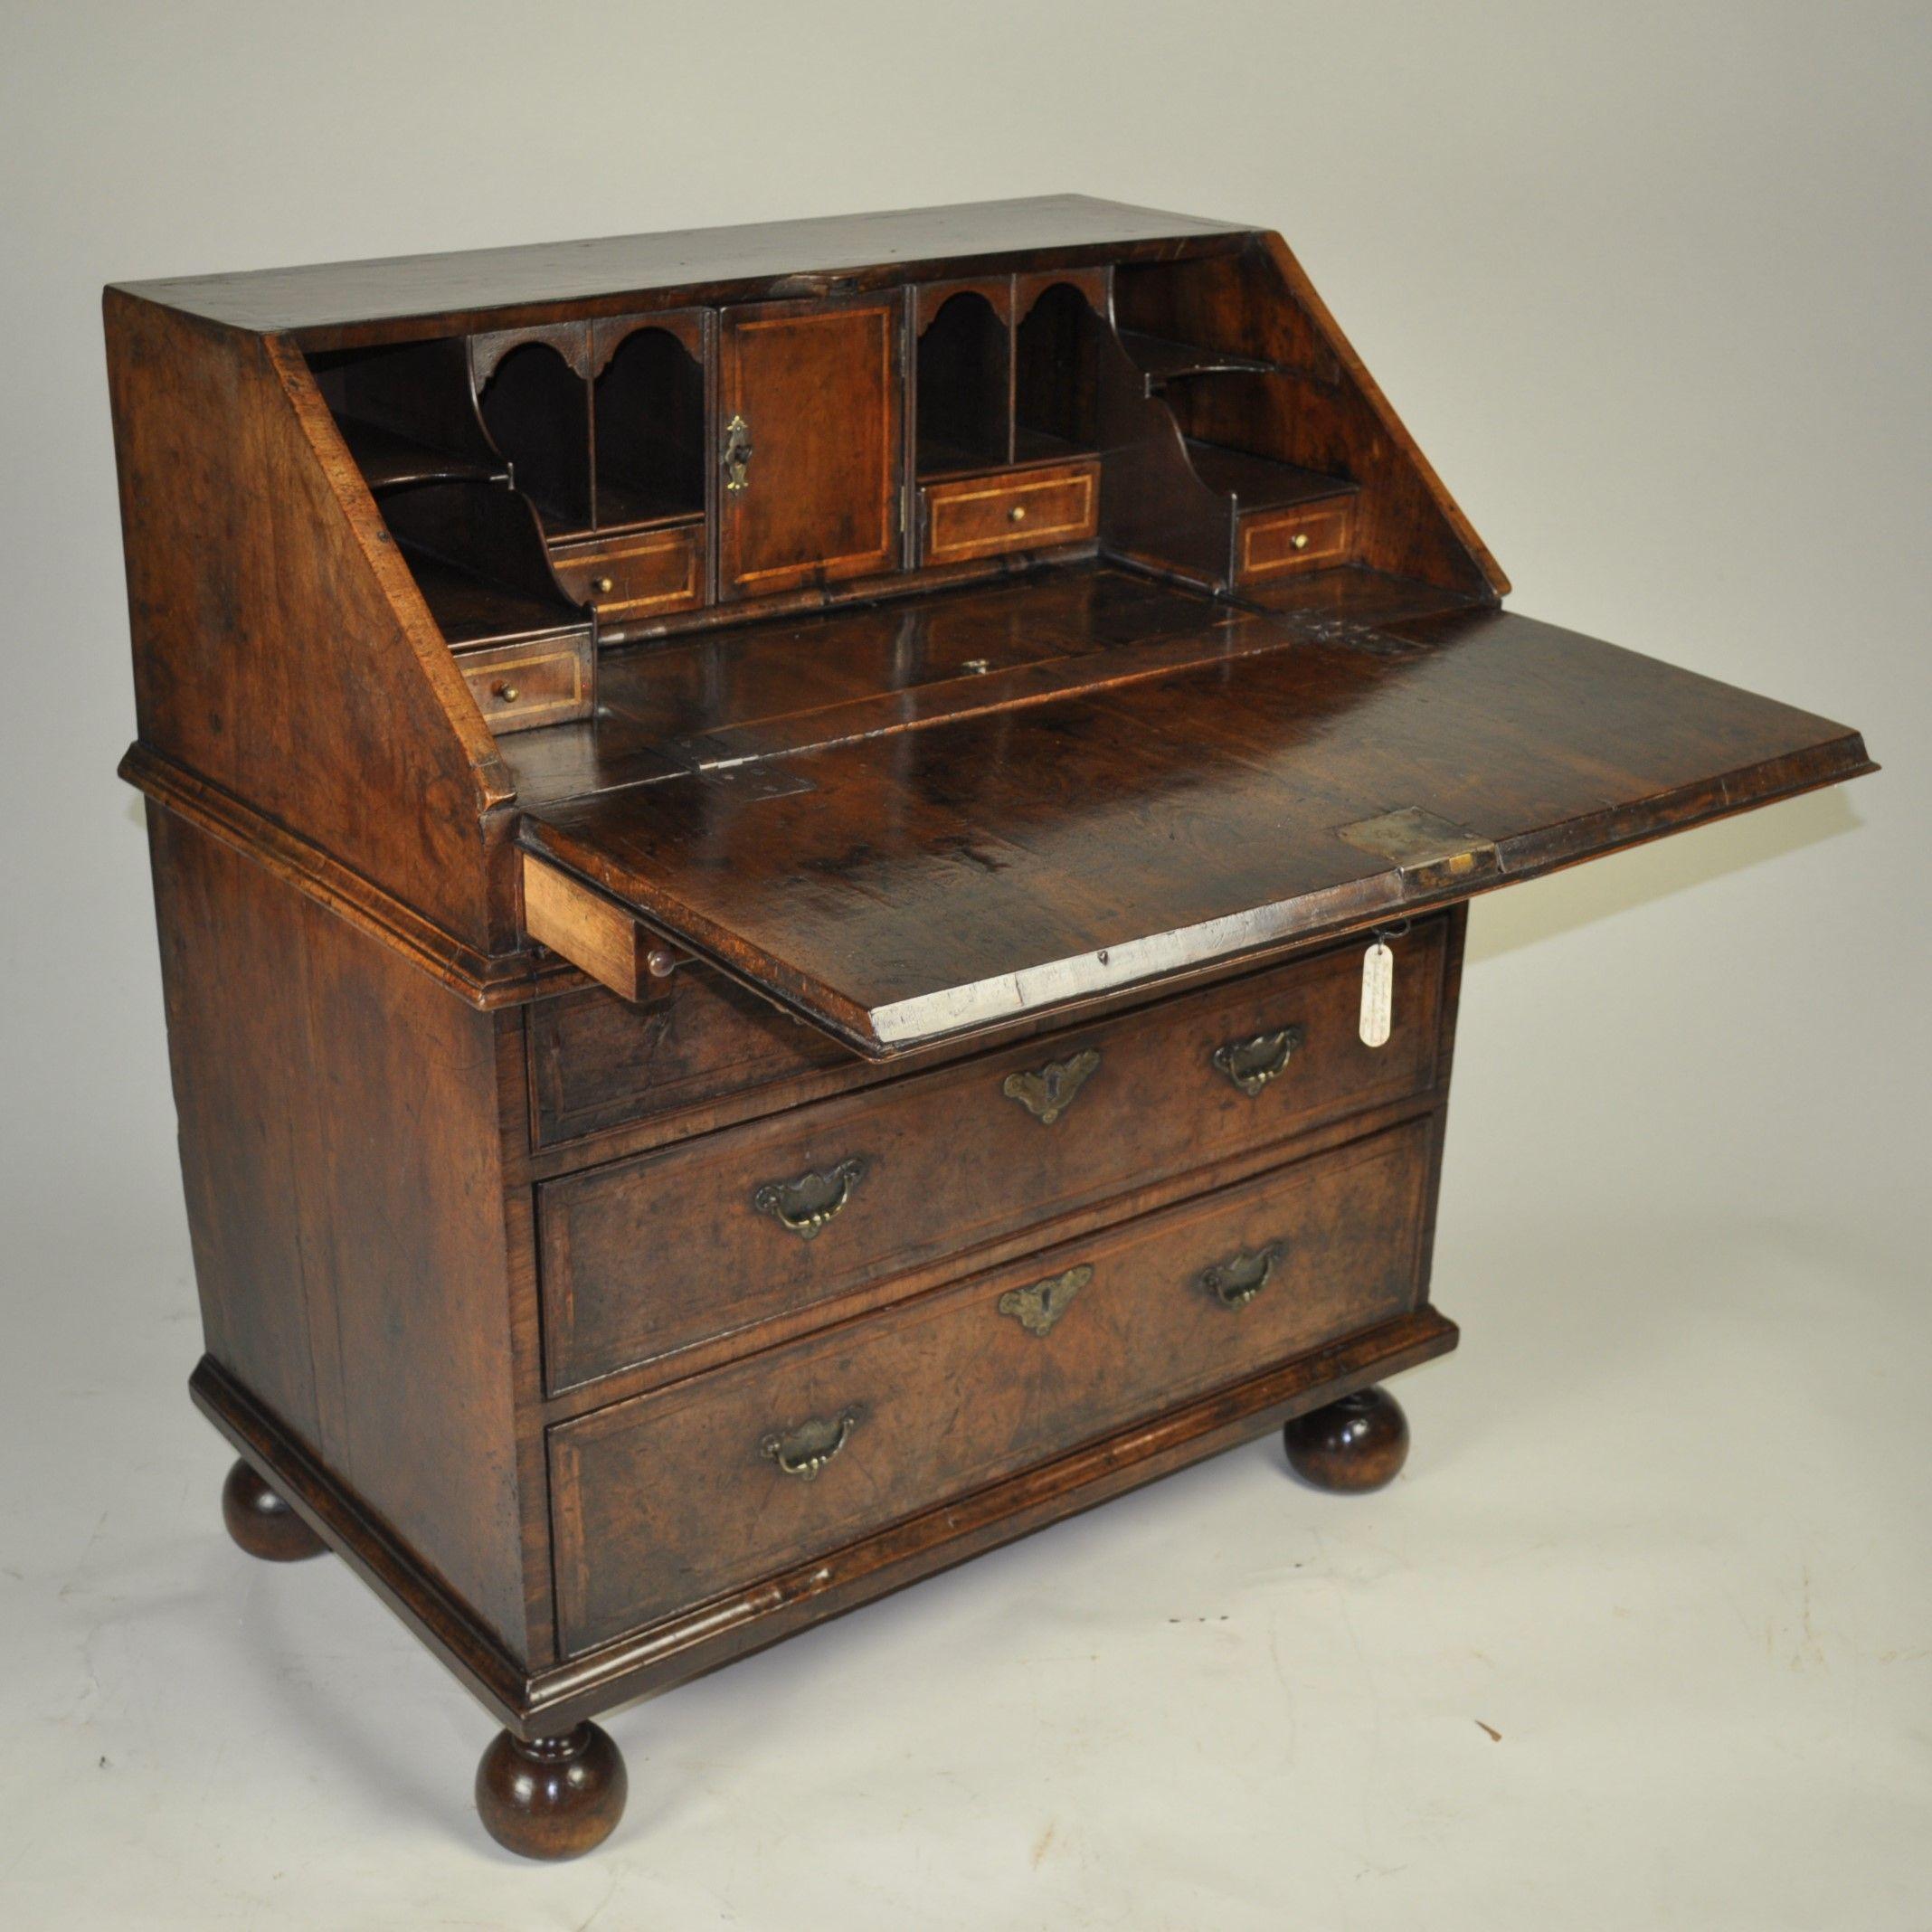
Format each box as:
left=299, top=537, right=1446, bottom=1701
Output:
left=761, top=1406, right=863, bottom=1482
left=722, top=413, right=753, bottom=493
left=1198, top=1241, right=1285, bottom=1311
left=753, top=1155, right=867, bottom=1239
left=1210, top=1024, right=1305, bottom=1096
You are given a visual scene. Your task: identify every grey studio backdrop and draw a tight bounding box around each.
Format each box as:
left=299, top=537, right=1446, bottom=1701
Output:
left=1, top=5, right=1926, bottom=1927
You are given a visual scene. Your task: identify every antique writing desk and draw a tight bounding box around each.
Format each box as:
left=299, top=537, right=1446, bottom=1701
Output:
left=106, top=197, right=1872, bottom=1857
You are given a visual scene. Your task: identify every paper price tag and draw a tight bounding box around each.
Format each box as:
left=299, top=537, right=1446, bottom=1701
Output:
left=1359, top=940, right=1393, bottom=1048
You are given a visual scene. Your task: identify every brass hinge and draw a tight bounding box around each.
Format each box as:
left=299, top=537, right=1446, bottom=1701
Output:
left=1335, top=806, right=1501, bottom=888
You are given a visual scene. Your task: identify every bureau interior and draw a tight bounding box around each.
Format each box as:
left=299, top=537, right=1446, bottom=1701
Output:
left=305, top=242, right=1488, bottom=717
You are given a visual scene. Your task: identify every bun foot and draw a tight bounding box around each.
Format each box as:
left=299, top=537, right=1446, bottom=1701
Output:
left=221, top=1458, right=326, bottom=1561
left=1283, top=1386, right=1409, bottom=1492
left=477, top=1723, right=627, bottom=1860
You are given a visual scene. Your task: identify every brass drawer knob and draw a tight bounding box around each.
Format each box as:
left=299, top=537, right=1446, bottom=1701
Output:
left=1009, top=504, right=1028, bottom=524
left=753, top=1155, right=867, bottom=1238
left=1198, top=1241, right=1285, bottom=1311
left=594, top=575, right=615, bottom=594
left=1001, top=1047, right=1101, bottom=1124
left=1210, top=1025, right=1305, bottom=1095
left=492, top=681, right=519, bottom=703
left=1292, top=532, right=1310, bottom=551
left=760, top=1406, right=863, bottom=1481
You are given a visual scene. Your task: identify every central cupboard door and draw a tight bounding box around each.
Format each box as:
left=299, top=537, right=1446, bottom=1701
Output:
left=716, top=293, right=904, bottom=601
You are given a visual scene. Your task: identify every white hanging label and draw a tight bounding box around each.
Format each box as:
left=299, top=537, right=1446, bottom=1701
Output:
left=1359, top=941, right=1394, bottom=1048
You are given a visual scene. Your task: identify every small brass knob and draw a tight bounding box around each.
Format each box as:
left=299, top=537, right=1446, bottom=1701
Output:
left=594, top=575, right=615, bottom=594
left=493, top=682, right=519, bottom=703
left=1009, top=504, right=1027, bottom=524
left=1291, top=533, right=1310, bottom=551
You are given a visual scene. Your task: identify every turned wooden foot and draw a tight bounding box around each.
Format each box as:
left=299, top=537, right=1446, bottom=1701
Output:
left=477, top=1722, right=627, bottom=1860
left=221, top=1458, right=326, bottom=1561
left=1283, top=1386, right=1409, bottom=1492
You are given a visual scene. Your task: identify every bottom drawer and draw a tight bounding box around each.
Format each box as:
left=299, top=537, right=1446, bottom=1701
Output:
left=549, top=1117, right=1432, bottom=1654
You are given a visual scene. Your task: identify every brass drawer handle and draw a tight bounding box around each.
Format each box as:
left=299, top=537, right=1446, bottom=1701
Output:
left=722, top=412, right=753, bottom=493
left=997, top=1264, right=1093, bottom=1338
left=753, top=1155, right=867, bottom=1238
left=1001, top=1047, right=1101, bottom=1124
left=760, top=1406, right=863, bottom=1481
left=1210, top=1025, right=1304, bottom=1095
left=1199, top=1241, right=1285, bottom=1311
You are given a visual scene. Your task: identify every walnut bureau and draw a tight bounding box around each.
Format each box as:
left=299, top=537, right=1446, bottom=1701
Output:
left=105, top=196, right=1874, bottom=1858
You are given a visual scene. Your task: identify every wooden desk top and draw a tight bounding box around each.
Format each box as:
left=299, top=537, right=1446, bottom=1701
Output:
left=518, top=567, right=1872, bottom=1052
left=109, top=195, right=1251, bottom=342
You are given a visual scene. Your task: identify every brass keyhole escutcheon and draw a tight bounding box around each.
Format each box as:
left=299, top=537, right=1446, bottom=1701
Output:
left=1002, top=1047, right=1101, bottom=1125
left=722, top=413, right=753, bottom=493
left=998, top=1264, right=1093, bottom=1338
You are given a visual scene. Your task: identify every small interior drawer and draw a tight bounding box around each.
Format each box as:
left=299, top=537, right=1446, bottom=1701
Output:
left=458, top=632, right=593, bottom=733
left=536, top=919, right=1447, bottom=1392
left=1237, top=496, right=1356, bottom=582
left=921, top=460, right=1100, bottom=564
left=550, top=520, right=706, bottom=622
left=548, top=1118, right=1432, bottom=1653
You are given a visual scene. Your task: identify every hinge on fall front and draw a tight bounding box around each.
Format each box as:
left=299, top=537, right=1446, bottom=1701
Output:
left=1335, top=806, right=1501, bottom=888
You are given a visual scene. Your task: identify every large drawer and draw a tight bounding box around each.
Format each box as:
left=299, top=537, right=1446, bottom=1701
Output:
left=537, top=921, right=1446, bottom=1391
left=550, top=1118, right=1433, bottom=1653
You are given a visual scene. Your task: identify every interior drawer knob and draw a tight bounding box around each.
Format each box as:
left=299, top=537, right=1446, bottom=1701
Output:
left=1210, top=1025, right=1305, bottom=1095
left=753, top=1155, right=867, bottom=1238
left=1292, top=532, right=1310, bottom=551
left=1198, top=1240, right=1285, bottom=1311
left=759, top=1406, right=863, bottom=1482
left=492, top=682, right=519, bottom=704
left=1009, top=504, right=1028, bottom=524
left=594, top=575, right=615, bottom=594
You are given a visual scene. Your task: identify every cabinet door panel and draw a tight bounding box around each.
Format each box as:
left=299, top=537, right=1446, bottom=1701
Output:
left=717, top=294, right=903, bottom=601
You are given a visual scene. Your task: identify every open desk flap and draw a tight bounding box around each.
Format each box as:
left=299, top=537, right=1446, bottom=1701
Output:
left=518, top=606, right=1872, bottom=1056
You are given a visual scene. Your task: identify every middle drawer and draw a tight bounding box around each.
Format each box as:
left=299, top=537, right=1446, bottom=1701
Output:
left=537, top=921, right=1445, bottom=1392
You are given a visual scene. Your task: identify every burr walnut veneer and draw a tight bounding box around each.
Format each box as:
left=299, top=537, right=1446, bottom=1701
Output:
left=106, top=196, right=1873, bottom=1859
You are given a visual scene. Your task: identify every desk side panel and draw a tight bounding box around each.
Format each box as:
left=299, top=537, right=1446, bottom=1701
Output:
left=149, top=808, right=535, bottom=1660
left=105, top=289, right=510, bottom=953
